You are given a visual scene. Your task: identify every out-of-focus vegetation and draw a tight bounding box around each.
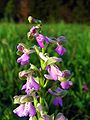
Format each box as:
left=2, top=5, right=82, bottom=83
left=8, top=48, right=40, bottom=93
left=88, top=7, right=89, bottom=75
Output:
left=0, top=22, right=90, bottom=119
left=0, top=0, right=90, bottom=23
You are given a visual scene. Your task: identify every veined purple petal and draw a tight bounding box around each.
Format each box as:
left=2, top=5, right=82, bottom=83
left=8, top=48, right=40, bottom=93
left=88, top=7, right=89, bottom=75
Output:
left=13, top=104, right=25, bottom=117
left=17, top=53, right=30, bottom=65
left=60, top=80, right=73, bottom=89
left=21, top=76, right=40, bottom=94
left=55, top=45, right=66, bottom=56
left=31, top=78, right=40, bottom=91
left=53, top=97, right=63, bottom=106
left=28, top=103, right=36, bottom=117
left=46, top=65, right=62, bottom=80
left=13, top=102, right=36, bottom=117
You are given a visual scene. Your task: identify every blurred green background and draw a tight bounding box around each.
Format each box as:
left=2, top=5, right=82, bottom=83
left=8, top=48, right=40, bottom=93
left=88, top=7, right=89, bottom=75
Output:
left=0, top=0, right=90, bottom=120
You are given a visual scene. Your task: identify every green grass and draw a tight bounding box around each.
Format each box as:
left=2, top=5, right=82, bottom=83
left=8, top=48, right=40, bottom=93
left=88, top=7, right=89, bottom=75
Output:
left=0, top=22, right=90, bottom=120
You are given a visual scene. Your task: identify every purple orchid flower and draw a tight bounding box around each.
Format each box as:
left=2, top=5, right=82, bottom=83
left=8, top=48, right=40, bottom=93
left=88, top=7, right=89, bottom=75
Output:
left=60, top=80, right=73, bottom=89
left=13, top=102, right=36, bottom=117
left=82, top=83, right=89, bottom=92
left=22, top=76, right=40, bottom=94
left=53, top=97, right=63, bottom=107
left=17, top=53, right=30, bottom=65
left=17, top=43, right=25, bottom=52
left=62, top=70, right=71, bottom=78
left=30, top=26, right=38, bottom=36
left=36, top=34, right=49, bottom=48
left=55, top=45, right=66, bottom=56
left=45, top=65, right=62, bottom=80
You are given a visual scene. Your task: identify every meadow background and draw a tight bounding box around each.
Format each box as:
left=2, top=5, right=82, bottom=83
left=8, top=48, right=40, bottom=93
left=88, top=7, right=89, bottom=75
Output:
left=0, top=0, right=90, bottom=120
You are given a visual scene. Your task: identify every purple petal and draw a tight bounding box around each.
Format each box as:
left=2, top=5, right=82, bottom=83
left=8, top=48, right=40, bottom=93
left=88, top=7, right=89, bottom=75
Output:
left=31, top=78, right=40, bottom=91
left=17, top=53, right=30, bottom=65
left=36, top=34, right=49, bottom=48
left=36, top=34, right=45, bottom=48
left=55, top=45, right=66, bottom=56
left=46, top=65, right=62, bottom=81
left=60, top=80, right=73, bottom=89
left=13, top=104, right=25, bottom=117
left=28, top=103, right=36, bottom=117
left=22, top=76, right=40, bottom=94
left=53, top=97, right=63, bottom=106
left=57, top=36, right=66, bottom=42
left=44, top=74, right=53, bottom=80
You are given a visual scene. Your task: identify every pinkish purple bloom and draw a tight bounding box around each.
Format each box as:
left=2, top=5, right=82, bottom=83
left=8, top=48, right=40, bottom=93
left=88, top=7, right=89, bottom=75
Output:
left=36, top=34, right=49, bottom=48
left=53, top=97, right=63, bottom=106
left=13, top=102, right=36, bottom=117
left=55, top=45, right=66, bottom=56
left=82, top=83, right=89, bottom=92
left=22, top=76, right=40, bottom=94
left=60, top=80, right=73, bottom=89
left=45, top=65, right=62, bottom=80
left=17, top=53, right=30, bottom=65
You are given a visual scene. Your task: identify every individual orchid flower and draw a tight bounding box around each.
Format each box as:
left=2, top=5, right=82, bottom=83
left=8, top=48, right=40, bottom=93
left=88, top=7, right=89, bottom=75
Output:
left=13, top=102, right=36, bottom=117
left=82, top=83, right=89, bottom=92
left=27, top=26, right=39, bottom=39
left=22, top=76, right=40, bottom=94
left=45, top=64, right=62, bottom=81
left=60, top=80, right=73, bottom=89
left=36, top=34, right=49, bottom=48
left=17, top=43, right=25, bottom=53
left=17, top=53, right=30, bottom=65
left=55, top=45, right=66, bottom=56
left=62, top=70, right=71, bottom=78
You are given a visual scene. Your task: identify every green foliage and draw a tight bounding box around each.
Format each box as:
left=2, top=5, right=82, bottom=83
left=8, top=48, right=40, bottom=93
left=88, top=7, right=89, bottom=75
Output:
left=0, top=23, right=90, bottom=119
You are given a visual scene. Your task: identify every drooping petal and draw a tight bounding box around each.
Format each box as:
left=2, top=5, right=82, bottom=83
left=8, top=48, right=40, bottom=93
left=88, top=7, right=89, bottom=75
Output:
left=31, top=78, right=40, bottom=91
left=28, top=103, right=36, bottom=117
left=17, top=53, right=30, bottom=65
left=13, top=104, right=25, bottom=117
left=55, top=45, right=66, bottom=56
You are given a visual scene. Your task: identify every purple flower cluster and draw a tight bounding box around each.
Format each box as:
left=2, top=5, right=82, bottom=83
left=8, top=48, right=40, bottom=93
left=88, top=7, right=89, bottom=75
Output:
left=13, top=16, right=73, bottom=120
